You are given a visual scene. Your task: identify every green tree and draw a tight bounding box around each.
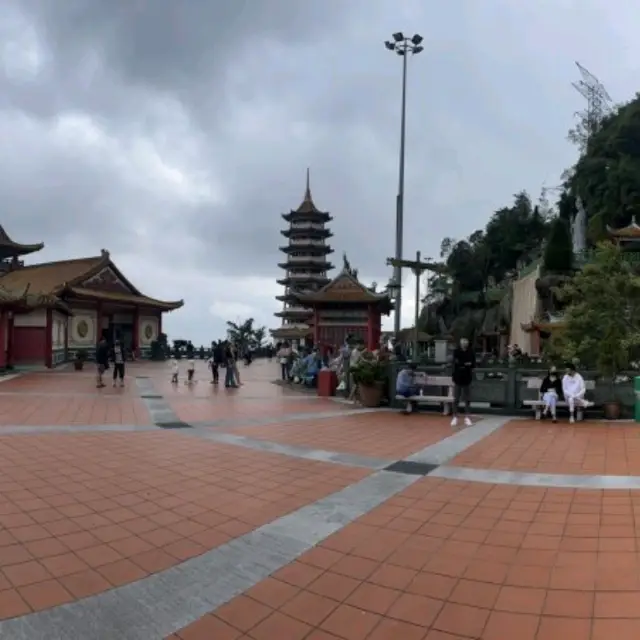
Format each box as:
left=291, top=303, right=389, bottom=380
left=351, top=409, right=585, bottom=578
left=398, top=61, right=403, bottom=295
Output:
left=543, top=217, right=573, bottom=273
left=568, top=95, right=640, bottom=239
left=549, top=242, right=640, bottom=378
left=226, top=318, right=264, bottom=351
left=251, top=326, right=266, bottom=350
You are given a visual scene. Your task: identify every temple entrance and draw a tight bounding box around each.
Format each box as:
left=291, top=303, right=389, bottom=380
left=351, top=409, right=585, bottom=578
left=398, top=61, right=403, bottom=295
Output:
left=108, top=322, right=133, bottom=351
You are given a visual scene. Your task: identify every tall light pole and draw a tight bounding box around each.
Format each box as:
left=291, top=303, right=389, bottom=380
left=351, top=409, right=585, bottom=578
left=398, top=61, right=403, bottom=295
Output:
left=384, top=32, right=424, bottom=337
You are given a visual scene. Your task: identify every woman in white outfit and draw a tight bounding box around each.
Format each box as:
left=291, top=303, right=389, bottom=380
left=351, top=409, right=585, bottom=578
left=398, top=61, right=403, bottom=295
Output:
left=562, top=363, right=591, bottom=423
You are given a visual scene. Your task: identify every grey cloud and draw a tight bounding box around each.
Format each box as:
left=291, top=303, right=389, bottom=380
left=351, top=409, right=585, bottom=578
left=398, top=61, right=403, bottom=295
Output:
left=0, top=0, right=634, bottom=342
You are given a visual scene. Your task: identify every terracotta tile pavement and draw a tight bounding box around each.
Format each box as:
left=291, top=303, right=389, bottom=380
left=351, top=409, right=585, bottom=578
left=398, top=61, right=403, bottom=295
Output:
left=0, top=431, right=368, bottom=619
left=232, top=413, right=457, bottom=459
left=0, top=395, right=150, bottom=426
left=168, top=397, right=350, bottom=423
left=174, top=477, right=640, bottom=639
left=452, top=421, right=640, bottom=475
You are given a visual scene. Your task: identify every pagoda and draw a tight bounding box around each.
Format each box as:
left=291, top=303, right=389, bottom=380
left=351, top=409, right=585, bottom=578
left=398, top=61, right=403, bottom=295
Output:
left=272, top=170, right=334, bottom=345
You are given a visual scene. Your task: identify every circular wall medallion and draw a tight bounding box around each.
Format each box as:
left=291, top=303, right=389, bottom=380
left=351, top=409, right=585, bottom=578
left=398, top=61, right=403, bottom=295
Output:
left=144, top=324, right=153, bottom=340
left=76, top=319, right=89, bottom=339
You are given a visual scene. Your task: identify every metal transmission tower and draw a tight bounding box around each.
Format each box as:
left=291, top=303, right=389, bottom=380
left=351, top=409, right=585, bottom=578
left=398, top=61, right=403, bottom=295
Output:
left=569, top=61, right=612, bottom=150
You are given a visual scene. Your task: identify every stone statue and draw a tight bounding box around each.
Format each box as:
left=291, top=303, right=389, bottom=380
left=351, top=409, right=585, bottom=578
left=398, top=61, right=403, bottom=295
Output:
left=572, top=197, right=587, bottom=255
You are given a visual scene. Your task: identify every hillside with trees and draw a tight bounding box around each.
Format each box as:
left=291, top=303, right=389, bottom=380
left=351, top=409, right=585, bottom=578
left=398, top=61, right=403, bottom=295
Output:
left=421, top=89, right=640, bottom=345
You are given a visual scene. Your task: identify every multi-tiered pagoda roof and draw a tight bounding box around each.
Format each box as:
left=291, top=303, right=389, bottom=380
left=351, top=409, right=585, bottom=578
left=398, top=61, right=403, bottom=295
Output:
left=272, top=171, right=334, bottom=339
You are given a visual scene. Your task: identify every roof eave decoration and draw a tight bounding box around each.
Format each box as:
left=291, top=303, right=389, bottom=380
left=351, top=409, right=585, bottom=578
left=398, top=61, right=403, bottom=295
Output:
left=606, top=220, right=640, bottom=238
left=61, top=285, right=184, bottom=310
left=0, top=225, right=45, bottom=255
left=294, top=267, right=391, bottom=304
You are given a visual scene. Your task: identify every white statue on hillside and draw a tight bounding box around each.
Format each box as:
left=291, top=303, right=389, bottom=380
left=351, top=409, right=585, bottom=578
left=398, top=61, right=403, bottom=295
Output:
left=572, top=197, right=587, bottom=256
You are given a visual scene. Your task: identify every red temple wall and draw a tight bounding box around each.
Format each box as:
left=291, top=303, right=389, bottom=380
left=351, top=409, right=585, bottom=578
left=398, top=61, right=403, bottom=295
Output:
left=317, top=326, right=367, bottom=350
left=12, top=326, right=47, bottom=365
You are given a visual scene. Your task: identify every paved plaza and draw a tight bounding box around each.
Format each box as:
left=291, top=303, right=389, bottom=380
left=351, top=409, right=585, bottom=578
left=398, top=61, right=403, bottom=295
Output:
left=0, top=362, right=637, bottom=638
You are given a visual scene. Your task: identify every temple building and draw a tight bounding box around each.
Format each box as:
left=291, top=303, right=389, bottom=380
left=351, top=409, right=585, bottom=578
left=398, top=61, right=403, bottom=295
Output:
left=291, top=263, right=392, bottom=352
left=519, top=218, right=639, bottom=356
left=606, top=218, right=640, bottom=248
left=271, top=170, right=334, bottom=345
left=0, top=227, right=183, bottom=368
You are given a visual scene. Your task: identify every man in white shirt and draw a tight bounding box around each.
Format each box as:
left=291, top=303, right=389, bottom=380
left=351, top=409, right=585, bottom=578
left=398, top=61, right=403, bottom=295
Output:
left=562, top=363, right=592, bottom=423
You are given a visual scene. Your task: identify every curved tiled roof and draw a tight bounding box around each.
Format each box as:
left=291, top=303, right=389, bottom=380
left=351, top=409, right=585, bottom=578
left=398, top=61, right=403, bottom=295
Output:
left=0, top=250, right=183, bottom=311
left=0, top=225, right=44, bottom=258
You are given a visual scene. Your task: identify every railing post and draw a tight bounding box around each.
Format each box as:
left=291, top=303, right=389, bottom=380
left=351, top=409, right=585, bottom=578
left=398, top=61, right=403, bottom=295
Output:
left=506, top=368, right=518, bottom=411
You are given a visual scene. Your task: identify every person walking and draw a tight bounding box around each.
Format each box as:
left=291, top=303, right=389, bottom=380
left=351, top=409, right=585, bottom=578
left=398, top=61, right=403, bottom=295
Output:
left=451, top=337, right=475, bottom=428
left=223, top=341, right=238, bottom=388
left=277, top=342, right=292, bottom=381
left=231, top=343, right=242, bottom=385
left=95, top=336, right=109, bottom=389
left=111, top=339, right=126, bottom=387
left=210, top=341, right=223, bottom=384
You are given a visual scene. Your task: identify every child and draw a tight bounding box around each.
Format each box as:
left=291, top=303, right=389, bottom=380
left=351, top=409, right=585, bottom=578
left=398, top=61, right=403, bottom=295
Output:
left=186, top=358, right=196, bottom=384
left=170, top=358, right=179, bottom=384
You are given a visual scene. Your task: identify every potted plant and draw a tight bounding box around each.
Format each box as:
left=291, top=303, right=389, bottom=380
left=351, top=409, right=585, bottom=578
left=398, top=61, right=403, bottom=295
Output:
left=74, top=349, right=88, bottom=371
left=351, top=351, right=388, bottom=407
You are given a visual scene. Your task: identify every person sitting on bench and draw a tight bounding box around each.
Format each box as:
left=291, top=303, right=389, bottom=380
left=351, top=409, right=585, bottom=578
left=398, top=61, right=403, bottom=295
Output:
left=540, top=366, right=562, bottom=422
left=396, top=361, right=419, bottom=413
left=562, top=362, right=592, bottom=423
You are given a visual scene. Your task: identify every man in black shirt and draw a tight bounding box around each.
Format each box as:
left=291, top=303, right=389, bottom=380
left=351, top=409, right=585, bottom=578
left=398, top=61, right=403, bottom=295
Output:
left=451, top=337, right=475, bottom=428
left=210, top=341, right=223, bottom=384
left=95, top=337, right=109, bottom=389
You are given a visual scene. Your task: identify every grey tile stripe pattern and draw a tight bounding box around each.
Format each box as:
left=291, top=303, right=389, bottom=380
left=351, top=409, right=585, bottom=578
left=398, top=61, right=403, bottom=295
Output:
left=135, top=377, right=186, bottom=427
left=0, top=425, right=157, bottom=435
left=190, top=428, right=391, bottom=470
left=191, top=407, right=384, bottom=430
left=432, top=465, right=640, bottom=489
left=405, top=416, right=512, bottom=465
left=0, top=471, right=418, bottom=640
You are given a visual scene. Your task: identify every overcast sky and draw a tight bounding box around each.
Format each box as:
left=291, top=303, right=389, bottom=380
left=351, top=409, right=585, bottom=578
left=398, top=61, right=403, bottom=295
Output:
left=0, top=0, right=635, bottom=344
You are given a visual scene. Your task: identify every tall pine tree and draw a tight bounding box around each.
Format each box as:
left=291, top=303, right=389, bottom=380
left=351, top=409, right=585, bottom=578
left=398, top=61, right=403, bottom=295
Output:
left=543, top=217, right=573, bottom=273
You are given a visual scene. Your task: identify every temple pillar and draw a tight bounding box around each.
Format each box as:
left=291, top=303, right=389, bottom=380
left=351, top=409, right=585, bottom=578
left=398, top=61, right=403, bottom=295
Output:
left=96, top=302, right=103, bottom=344
left=132, top=307, right=140, bottom=356
left=6, top=313, right=13, bottom=367
left=365, top=305, right=381, bottom=351
left=0, top=311, right=6, bottom=369
left=312, top=308, right=320, bottom=347
left=64, top=315, right=69, bottom=361
left=44, top=308, right=53, bottom=368
left=530, top=330, right=541, bottom=357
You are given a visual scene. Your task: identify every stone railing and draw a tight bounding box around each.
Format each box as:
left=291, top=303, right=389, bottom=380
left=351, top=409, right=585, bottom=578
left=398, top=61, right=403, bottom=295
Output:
left=386, top=363, right=638, bottom=416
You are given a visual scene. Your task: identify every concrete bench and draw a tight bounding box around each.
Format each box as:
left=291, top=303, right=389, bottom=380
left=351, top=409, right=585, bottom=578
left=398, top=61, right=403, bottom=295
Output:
left=395, top=374, right=456, bottom=415
left=523, top=377, right=596, bottom=421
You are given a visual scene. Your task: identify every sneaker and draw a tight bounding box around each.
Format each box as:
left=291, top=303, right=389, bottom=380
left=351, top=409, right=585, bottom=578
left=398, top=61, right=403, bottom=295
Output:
left=569, top=416, right=575, bottom=424
left=464, top=417, right=472, bottom=427
left=112, top=382, right=116, bottom=387
left=451, top=417, right=458, bottom=428
left=405, top=402, right=413, bottom=414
